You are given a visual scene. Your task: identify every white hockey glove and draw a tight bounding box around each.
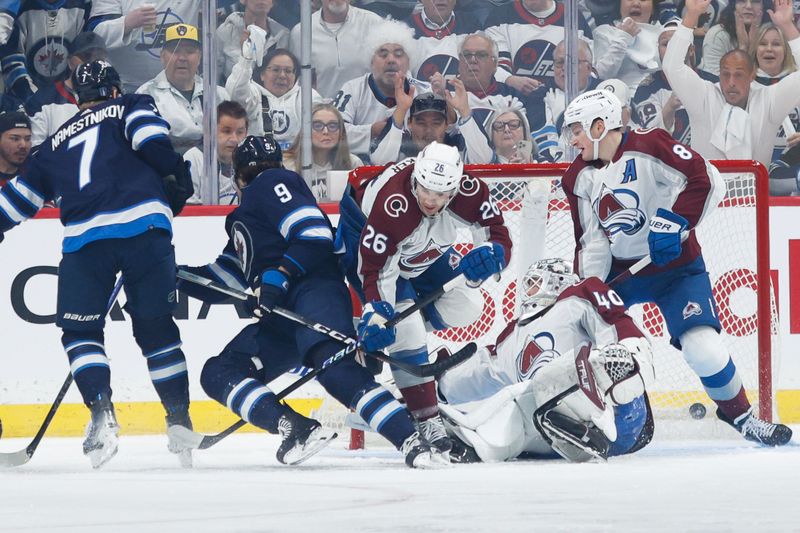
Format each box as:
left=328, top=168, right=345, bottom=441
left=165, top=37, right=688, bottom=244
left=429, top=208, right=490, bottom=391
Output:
left=242, top=24, right=268, bottom=67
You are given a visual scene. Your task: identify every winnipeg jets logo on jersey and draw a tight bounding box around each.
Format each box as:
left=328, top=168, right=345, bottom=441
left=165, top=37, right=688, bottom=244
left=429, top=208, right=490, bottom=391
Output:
left=231, top=221, right=255, bottom=282
left=30, top=38, right=69, bottom=81
left=516, top=332, right=558, bottom=380
left=513, top=40, right=557, bottom=78
left=135, top=10, right=188, bottom=58
left=400, top=239, right=448, bottom=273
left=417, top=55, right=460, bottom=82
left=593, top=184, right=647, bottom=238
left=271, top=110, right=289, bottom=135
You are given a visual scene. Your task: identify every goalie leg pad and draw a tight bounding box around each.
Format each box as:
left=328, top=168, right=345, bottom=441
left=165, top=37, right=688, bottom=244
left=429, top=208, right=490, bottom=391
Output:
left=537, top=408, right=611, bottom=463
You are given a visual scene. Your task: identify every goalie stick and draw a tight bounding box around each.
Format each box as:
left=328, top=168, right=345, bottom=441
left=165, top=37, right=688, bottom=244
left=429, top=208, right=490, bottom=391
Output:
left=0, top=277, right=125, bottom=468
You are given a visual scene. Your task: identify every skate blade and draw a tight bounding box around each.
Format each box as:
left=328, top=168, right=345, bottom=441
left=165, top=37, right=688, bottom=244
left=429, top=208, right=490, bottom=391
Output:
left=283, top=429, right=338, bottom=466
left=411, top=450, right=452, bottom=470
left=175, top=448, right=193, bottom=468
left=167, top=425, right=204, bottom=450
left=87, top=443, right=118, bottom=469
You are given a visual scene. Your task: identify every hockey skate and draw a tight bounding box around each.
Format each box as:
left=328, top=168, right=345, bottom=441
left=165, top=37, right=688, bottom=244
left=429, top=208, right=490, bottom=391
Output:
left=83, top=394, right=120, bottom=469
left=448, top=434, right=481, bottom=464
left=166, top=411, right=194, bottom=468
left=716, top=408, right=793, bottom=446
left=401, top=431, right=451, bottom=469
left=418, top=414, right=453, bottom=454
left=275, top=411, right=337, bottom=465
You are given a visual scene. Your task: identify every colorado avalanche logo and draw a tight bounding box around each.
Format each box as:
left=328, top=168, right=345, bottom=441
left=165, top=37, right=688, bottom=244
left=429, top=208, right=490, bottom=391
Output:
left=682, top=301, right=702, bottom=319
left=516, top=332, right=558, bottom=380
left=513, top=40, right=557, bottom=78
left=593, top=184, right=647, bottom=238
left=400, top=239, right=447, bottom=273
left=231, top=221, right=254, bottom=281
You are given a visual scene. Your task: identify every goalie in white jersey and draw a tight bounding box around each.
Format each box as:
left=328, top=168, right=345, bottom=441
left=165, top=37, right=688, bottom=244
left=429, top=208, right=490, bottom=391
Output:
left=561, top=89, right=792, bottom=446
left=438, top=258, right=656, bottom=463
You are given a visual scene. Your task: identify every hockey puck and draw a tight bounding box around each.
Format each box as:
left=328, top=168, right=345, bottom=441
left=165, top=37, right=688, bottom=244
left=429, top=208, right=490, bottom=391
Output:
left=689, top=403, right=707, bottom=420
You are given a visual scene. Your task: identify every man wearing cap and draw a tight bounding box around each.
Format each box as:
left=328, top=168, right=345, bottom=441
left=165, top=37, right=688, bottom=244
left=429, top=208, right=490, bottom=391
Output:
left=0, top=111, right=31, bottom=186
left=137, top=23, right=230, bottom=154
left=88, top=0, right=202, bottom=94
left=26, top=32, right=109, bottom=147
left=597, top=78, right=637, bottom=132
left=370, top=91, right=491, bottom=164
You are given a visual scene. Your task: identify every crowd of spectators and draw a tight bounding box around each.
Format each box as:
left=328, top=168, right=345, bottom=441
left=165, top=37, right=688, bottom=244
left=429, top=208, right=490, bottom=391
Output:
left=1, top=0, right=800, bottom=200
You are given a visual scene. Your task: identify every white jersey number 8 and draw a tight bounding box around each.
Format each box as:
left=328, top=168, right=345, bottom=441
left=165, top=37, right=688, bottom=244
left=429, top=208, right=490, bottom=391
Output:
left=673, top=144, right=693, bottom=160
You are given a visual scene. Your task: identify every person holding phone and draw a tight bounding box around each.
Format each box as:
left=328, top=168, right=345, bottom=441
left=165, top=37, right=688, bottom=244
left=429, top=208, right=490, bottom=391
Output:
left=486, top=107, right=535, bottom=163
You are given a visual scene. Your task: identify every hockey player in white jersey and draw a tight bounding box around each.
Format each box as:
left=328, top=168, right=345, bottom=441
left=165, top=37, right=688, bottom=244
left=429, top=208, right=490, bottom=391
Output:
left=561, top=88, right=792, bottom=446
left=438, top=258, right=655, bottom=463
left=338, top=141, right=511, bottom=455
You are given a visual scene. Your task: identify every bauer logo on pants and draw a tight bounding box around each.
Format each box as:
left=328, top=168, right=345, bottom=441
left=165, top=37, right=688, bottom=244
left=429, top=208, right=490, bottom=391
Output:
left=682, top=301, right=703, bottom=320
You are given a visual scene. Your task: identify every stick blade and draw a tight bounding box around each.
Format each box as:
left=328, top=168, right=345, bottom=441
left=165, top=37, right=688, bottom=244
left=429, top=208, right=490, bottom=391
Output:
left=0, top=449, right=33, bottom=468
left=167, top=424, right=205, bottom=450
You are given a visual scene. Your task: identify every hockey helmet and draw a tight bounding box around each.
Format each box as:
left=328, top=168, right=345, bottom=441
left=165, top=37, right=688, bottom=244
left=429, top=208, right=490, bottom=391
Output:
left=563, top=89, right=622, bottom=160
left=233, top=135, right=283, bottom=170
left=412, top=141, right=463, bottom=193
left=519, top=258, right=578, bottom=318
left=72, top=60, right=122, bottom=104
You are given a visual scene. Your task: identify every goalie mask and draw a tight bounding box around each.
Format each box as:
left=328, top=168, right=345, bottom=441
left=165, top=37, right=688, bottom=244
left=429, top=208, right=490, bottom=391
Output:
left=519, top=258, right=579, bottom=318
left=563, top=89, right=622, bottom=161
left=411, top=141, right=463, bottom=217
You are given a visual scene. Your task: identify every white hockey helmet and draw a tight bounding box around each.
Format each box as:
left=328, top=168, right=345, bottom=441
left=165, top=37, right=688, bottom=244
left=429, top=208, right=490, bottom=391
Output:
left=412, top=141, right=464, bottom=194
left=563, top=89, right=623, bottom=160
left=519, top=258, right=579, bottom=318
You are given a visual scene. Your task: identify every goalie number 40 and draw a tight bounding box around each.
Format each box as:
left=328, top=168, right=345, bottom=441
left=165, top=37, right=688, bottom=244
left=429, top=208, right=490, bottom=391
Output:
left=592, top=290, right=624, bottom=309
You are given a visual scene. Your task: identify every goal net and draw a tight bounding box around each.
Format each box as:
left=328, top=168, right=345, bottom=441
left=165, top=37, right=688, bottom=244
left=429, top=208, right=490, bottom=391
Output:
left=314, top=161, right=777, bottom=447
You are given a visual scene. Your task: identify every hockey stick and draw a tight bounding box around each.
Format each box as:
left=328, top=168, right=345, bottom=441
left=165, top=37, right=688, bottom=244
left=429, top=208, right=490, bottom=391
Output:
left=606, top=232, right=690, bottom=286
left=0, top=276, right=125, bottom=468
left=176, top=269, right=471, bottom=376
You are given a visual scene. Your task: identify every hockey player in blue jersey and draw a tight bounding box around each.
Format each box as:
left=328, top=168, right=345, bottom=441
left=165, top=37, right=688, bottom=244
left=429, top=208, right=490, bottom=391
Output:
left=0, top=60, right=195, bottom=468
left=178, top=135, right=448, bottom=467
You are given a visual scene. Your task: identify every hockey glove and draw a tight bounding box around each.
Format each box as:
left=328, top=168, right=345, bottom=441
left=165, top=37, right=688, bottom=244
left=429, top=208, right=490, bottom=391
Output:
left=258, top=269, right=289, bottom=312
left=357, top=301, right=396, bottom=352
left=163, top=160, right=194, bottom=216
left=647, top=208, right=687, bottom=266
left=461, top=242, right=506, bottom=284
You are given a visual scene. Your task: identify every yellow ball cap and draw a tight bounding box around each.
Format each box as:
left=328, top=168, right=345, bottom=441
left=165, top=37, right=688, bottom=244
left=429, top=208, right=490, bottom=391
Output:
left=164, top=23, right=199, bottom=44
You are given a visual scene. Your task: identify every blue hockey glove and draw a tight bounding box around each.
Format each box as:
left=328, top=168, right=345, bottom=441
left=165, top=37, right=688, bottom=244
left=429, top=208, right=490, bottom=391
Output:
left=258, top=269, right=289, bottom=312
left=647, top=208, right=687, bottom=266
left=357, top=301, right=396, bottom=352
left=461, top=242, right=506, bottom=284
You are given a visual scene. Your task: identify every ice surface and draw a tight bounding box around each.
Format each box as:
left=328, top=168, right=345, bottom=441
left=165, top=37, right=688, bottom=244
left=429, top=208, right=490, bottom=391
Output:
left=1, top=431, right=799, bottom=533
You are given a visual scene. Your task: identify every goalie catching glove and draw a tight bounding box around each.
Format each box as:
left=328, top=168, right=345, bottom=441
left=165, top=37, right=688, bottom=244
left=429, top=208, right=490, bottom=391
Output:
left=589, top=337, right=654, bottom=406
left=647, top=208, right=687, bottom=266
left=461, top=242, right=506, bottom=284
left=357, top=301, right=396, bottom=352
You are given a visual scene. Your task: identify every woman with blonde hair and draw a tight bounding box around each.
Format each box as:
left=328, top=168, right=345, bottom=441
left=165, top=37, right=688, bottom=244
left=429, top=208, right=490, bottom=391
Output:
left=283, top=103, right=363, bottom=201
left=749, top=20, right=800, bottom=165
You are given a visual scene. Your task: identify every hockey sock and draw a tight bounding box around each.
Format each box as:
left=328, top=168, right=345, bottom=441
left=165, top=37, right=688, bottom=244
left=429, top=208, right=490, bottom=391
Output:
left=399, top=381, right=439, bottom=420
left=62, top=330, right=112, bottom=405
left=132, top=315, right=189, bottom=415
left=222, top=378, right=288, bottom=432
left=143, top=343, right=190, bottom=416
left=699, top=358, right=751, bottom=420
left=353, top=385, right=417, bottom=449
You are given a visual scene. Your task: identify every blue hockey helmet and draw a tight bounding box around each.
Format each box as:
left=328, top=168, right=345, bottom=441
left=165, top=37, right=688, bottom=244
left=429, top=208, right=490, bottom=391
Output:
left=234, top=135, right=282, bottom=171
left=72, top=60, right=122, bottom=104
